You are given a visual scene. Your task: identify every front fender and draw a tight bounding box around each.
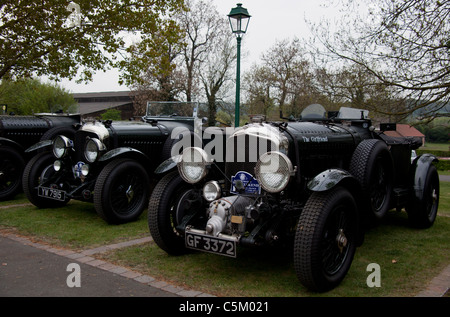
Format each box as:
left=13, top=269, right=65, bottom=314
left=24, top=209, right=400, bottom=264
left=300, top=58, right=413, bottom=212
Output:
left=411, top=154, right=438, bottom=200
left=99, top=147, right=149, bottom=162
left=308, top=168, right=364, bottom=246
left=307, top=169, right=359, bottom=192
left=154, top=155, right=181, bottom=174
left=25, top=140, right=53, bottom=153
left=0, top=137, right=24, bottom=152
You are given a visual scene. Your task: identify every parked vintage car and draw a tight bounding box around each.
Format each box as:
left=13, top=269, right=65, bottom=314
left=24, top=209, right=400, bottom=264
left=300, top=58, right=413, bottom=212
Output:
left=0, top=113, right=80, bottom=201
left=23, top=102, right=202, bottom=224
left=148, top=104, right=440, bottom=292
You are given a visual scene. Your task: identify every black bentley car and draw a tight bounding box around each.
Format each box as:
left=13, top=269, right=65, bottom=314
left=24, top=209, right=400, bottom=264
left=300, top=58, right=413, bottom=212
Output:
left=23, top=102, right=202, bottom=224
left=148, top=104, right=440, bottom=292
left=0, top=113, right=80, bottom=201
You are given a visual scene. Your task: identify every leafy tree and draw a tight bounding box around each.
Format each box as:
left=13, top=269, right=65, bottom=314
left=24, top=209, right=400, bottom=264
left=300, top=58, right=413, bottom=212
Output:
left=126, top=26, right=186, bottom=115
left=129, top=0, right=236, bottom=124
left=0, top=78, right=77, bottom=115
left=0, top=0, right=185, bottom=83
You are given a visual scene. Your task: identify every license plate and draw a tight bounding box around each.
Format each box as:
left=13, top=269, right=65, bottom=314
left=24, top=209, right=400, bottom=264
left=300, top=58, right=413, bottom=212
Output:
left=185, top=230, right=237, bottom=258
left=38, top=186, right=66, bottom=201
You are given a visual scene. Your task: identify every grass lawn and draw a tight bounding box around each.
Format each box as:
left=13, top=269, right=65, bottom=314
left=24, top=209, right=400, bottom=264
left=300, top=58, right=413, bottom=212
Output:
left=0, top=178, right=449, bottom=297
left=98, top=211, right=449, bottom=297
left=420, top=142, right=449, bottom=152
left=0, top=194, right=149, bottom=249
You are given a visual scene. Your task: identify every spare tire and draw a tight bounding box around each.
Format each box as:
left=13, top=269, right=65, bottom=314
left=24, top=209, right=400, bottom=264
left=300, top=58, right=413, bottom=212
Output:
left=349, top=139, right=394, bottom=220
left=40, top=126, right=76, bottom=142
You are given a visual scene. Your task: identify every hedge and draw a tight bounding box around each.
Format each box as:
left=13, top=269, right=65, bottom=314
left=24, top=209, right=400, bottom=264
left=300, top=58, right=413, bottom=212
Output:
left=416, top=149, right=450, bottom=158
left=435, top=159, right=450, bottom=171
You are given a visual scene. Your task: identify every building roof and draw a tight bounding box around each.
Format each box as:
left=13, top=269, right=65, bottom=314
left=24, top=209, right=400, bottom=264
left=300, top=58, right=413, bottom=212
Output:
left=72, top=91, right=133, bottom=115
left=384, top=124, right=424, bottom=138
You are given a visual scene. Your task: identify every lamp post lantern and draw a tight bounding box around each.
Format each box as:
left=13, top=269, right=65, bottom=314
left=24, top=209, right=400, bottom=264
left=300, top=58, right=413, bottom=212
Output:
left=228, top=3, right=251, bottom=127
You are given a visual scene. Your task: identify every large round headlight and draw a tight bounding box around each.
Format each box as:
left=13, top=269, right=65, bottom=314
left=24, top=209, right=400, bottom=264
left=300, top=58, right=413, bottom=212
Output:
left=53, top=135, right=72, bottom=158
left=255, top=151, right=294, bottom=193
left=84, top=138, right=105, bottom=163
left=178, top=147, right=211, bottom=184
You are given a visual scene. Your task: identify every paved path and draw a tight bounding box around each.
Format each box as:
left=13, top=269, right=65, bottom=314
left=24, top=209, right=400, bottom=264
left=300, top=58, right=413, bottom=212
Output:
left=0, top=232, right=213, bottom=297
left=0, top=230, right=448, bottom=297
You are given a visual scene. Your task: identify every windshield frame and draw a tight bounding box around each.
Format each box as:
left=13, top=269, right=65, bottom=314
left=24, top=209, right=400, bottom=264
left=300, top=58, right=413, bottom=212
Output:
left=145, top=101, right=198, bottom=119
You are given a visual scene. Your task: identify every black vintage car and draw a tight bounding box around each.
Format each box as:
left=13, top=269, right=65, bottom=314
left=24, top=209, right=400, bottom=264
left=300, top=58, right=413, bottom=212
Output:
left=23, top=102, right=202, bottom=224
left=148, top=104, right=440, bottom=292
left=0, top=113, right=80, bottom=201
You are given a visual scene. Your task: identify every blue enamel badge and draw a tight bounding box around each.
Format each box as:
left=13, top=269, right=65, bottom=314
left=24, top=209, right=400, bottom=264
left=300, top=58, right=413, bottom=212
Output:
left=230, top=171, right=261, bottom=195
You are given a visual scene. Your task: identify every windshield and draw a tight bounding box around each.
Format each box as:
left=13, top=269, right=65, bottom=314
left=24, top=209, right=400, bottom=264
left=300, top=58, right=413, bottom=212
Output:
left=301, top=104, right=327, bottom=119
left=146, top=101, right=197, bottom=118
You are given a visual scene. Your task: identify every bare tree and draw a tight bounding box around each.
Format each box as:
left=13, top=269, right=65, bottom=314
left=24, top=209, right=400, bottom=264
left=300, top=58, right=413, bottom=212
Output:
left=178, top=0, right=224, bottom=102
left=200, top=26, right=236, bottom=126
left=243, top=64, right=276, bottom=118
left=310, top=0, right=450, bottom=121
left=260, top=38, right=314, bottom=114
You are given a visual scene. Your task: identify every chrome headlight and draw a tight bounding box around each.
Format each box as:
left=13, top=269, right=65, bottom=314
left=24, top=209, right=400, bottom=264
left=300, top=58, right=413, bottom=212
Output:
left=53, top=160, right=62, bottom=171
left=203, top=181, right=221, bottom=202
left=84, top=138, right=106, bottom=163
left=255, top=151, right=294, bottom=193
left=178, top=147, right=211, bottom=184
left=53, top=135, right=72, bottom=158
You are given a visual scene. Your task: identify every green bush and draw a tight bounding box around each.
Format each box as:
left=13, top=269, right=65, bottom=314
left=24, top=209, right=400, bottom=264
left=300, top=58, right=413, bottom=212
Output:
left=436, top=160, right=450, bottom=171
left=100, top=108, right=122, bottom=121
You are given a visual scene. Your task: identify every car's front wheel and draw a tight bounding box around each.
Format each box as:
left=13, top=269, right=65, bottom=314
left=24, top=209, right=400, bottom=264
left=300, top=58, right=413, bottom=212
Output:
left=22, top=152, right=70, bottom=208
left=94, top=158, right=150, bottom=224
left=294, top=186, right=358, bottom=292
left=148, top=171, right=198, bottom=255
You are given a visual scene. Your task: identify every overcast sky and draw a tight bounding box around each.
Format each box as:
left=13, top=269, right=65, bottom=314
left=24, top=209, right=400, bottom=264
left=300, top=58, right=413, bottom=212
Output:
left=56, top=0, right=344, bottom=93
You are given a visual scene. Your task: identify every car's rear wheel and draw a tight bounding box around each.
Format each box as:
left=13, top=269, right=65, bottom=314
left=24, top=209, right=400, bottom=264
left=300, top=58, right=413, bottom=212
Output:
left=406, top=165, right=439, bottom=228
left=94, top=158, right=150, bottom=224
left=294, top=186, right=358, bottom=292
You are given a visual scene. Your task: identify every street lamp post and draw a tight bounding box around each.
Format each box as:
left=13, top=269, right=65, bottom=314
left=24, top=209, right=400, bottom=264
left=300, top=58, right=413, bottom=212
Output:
left=228, top=3, right=251, bottom=127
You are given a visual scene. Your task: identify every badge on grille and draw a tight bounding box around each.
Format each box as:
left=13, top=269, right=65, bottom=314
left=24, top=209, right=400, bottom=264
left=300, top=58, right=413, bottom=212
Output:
left=230, top=171, right=261, bottom=195
left=73, top=161, right=85, bottom=178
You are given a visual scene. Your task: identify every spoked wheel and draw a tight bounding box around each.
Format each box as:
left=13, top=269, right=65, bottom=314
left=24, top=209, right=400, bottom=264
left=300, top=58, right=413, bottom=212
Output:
left=370, top=157, right=390, bottom=214
left=148, top=171, right=199, bottom=255
left=94, top=159, right=150, bottom=224
left=0, top=147, right=25, bottom=201
left=294, top=187, right=358, bottom=292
